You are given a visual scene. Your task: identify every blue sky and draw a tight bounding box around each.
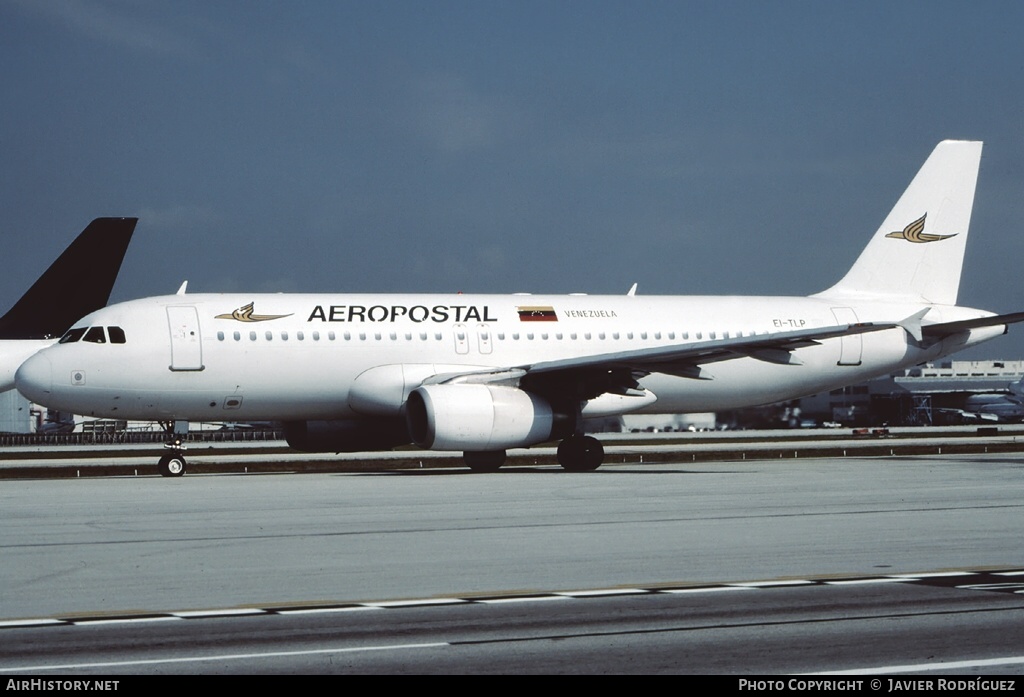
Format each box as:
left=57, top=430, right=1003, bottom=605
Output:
left=2, top=1, right=1022, bottom=359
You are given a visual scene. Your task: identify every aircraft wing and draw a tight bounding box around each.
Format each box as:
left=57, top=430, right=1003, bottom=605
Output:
left=520, top=321, right=898, bottom=378
left=934, top=407, right=1002, bottom=423
left=429, top=311, right=1024, bottom=400
left=427, top=320, right=904, bottom=401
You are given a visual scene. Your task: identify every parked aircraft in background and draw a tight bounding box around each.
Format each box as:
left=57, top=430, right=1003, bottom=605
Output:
left=941, top=377, right=1024, bottom=423
left=0, top=218, right=136, bottom=392
left=16, top=142, right=1024, bottom=475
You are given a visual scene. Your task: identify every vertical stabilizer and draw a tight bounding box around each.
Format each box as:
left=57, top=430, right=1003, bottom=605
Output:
left=814, top=140, right=982, bottom=305
left=0, top=218, right=137, bottom=339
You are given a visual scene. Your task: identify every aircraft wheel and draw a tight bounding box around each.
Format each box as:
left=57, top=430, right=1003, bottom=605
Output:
left=557, top=435, right=604, bottom=472
left=157, top=453, right=187, bottom=478
left=463, top=450, right=506, bottom=472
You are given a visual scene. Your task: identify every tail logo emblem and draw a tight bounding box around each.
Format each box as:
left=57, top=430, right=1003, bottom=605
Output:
left=215, top=302, right=293, bottom=322
left=885, top=213, right=957, bottom=243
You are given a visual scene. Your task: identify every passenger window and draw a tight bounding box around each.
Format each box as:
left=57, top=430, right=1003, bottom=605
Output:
left=59, top=327, right=87, bottom=344
left=83, top=327, right=106, bottom=343
left=108, top=327, right=127, bottom=344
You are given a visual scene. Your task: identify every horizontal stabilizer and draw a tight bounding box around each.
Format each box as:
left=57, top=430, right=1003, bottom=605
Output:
left=897, top=308, right=932, bottom=343
left=922, top=311, right=1024, bottom=340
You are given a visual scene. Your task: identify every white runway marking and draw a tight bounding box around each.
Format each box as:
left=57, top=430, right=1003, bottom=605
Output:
left=3, top=567, right=1021, bottom=630
left=171, top=609, right=267, bottom=618
left=0, top=643, right=450, bottom=673
left=805, top=655, right=1024, bottom=675
left=662, top=586, right=754, bottom=594
left=823, top=577, right=912, bottom=585
left=556, top=588, right=648, bottom=597
left=73, top=616, right=182, bottom=625
left=364, top=598, right=468, bottom=608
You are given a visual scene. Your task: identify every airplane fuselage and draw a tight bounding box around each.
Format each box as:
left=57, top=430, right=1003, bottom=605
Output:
left=16, top=292, right=1001, bottom=423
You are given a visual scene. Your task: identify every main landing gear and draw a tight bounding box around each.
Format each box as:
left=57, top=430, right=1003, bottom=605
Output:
left=463, top=450, right=506, bottom=473
left=461, top=435, right=605, bottom=473
left=556, top=435, right=604, bottom=472
left=157, top=433, right=187, bottom=477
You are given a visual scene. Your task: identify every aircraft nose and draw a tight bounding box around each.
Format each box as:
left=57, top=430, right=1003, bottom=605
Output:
left=16, top=353, right=53, bottom=402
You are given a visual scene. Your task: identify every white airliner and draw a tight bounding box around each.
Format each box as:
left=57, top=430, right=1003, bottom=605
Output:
left=940, top=377, right=1024, bottom=423
left=0, top=218, right=136, bottom=392
left=15, top=141, right=1024, bottom=475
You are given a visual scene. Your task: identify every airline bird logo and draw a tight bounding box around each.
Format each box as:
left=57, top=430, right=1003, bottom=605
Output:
left=885, top=214, right=957, bottom=243
left=215, top=302, right=293, bottom=322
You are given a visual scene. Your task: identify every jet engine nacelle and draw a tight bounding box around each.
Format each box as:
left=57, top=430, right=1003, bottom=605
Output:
left=406, top=384, right=571, bottom=451
left=283, top=418, right=410, bottom=453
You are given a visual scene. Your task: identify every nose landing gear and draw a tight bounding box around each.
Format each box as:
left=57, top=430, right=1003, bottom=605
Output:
left=157, top=433, right=187, bottom=477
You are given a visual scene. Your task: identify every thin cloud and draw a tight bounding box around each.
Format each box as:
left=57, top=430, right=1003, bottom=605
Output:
left=404, top=73, right=525, bottom=153
left=136, top=204, right=224, bottom=231
left=8, top=0, right=198, bottom=58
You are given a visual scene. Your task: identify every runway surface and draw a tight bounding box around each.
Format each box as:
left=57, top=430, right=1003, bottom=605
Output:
left=2, top=452, right=1023, bottom=674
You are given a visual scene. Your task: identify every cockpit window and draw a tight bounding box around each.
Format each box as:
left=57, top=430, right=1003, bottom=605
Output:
left=83, top=327, right=107, bottom=344
left=59, top=327, right=87, bottom=344
left=108, top=326, right=126, bottom=344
